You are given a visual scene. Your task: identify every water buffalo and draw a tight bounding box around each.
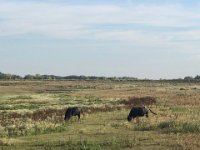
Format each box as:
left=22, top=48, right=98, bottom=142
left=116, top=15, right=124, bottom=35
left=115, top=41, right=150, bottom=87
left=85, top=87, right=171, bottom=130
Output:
left=64, top=107, right=81, bottom=121
left=127, top=106, right=157, bottom=122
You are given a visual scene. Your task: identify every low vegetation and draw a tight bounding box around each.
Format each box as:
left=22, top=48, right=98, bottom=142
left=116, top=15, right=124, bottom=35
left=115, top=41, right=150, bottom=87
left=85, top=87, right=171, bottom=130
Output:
left=0, top=80, right=200, bottom=149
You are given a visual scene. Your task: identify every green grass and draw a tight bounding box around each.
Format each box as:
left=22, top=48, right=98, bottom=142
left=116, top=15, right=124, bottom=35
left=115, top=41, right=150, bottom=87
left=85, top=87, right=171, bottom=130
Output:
left=0, top=80, right=200, bottom=149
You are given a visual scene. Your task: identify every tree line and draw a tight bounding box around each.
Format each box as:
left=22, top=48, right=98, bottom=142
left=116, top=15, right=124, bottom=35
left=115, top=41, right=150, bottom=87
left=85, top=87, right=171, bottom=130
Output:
left=0, top=72, right=200, bottom=81
left=0, top=72, right=138, bottom=81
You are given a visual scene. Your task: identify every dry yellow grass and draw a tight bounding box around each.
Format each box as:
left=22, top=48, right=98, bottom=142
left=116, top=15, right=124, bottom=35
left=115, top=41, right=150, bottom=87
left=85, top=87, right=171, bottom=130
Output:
left=0, top=80, right=200, bottom=149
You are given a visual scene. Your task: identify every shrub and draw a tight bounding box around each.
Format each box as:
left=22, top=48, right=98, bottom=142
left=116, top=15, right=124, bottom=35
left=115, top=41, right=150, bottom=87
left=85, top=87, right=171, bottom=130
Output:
left=120, top=96, right=156, bottom=107
left=157, top=121, right=200, bottom=133
left=157, top=121, right=176, bottom=129
left=181, top=122, right=200, bottom=133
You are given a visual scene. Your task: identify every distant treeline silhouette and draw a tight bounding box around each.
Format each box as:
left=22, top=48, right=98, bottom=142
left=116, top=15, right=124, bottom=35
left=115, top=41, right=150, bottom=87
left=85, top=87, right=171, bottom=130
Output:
left=0, top=72, right=138, bottom=80
left=0, top=72, right=200, bottom=81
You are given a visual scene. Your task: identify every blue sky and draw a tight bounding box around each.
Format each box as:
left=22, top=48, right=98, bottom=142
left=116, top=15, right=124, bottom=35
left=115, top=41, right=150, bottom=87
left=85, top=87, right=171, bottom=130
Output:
left=0, top=0, right=200, bottom=79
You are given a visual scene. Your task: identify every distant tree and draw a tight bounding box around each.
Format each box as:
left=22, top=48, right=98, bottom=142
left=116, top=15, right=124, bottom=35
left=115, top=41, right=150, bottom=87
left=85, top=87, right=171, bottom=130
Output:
left=0, top=72, right=22, bottom=80
left=0, top=72, right=5, bottom=80
left=194, top=75, right=200, bottom=80
left=120, top=76, right=138, bottom=80
left=184, top=76, right=194, bottom=81
left=11, top=75, right=22, bottom=80
left=24, top=75, right=35, bottom=80
left=35, top=74, right=42, bottom=80
left=99, top=76, right=106, bottom=80
left=79, top=75, right=87, bottom=80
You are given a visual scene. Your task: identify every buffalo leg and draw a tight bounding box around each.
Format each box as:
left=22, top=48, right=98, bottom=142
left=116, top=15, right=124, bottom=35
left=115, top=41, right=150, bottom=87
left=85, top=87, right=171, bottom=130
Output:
left=136, top=117, right=140, bottom=126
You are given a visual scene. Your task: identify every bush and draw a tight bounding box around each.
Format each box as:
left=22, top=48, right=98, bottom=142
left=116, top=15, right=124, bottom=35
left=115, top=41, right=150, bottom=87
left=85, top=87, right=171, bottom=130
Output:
left=157, top=121, right=176, bottom=129
left=120, top=96, right=156, bottom=106
left=181, top=122, right=200, bottom=133
left=157, top=121, right=200, bottom=133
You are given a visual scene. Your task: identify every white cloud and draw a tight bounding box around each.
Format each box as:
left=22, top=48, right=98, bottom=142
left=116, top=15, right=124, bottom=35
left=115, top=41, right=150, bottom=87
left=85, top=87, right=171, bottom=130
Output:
left=0, top=1, right=200, bottom=53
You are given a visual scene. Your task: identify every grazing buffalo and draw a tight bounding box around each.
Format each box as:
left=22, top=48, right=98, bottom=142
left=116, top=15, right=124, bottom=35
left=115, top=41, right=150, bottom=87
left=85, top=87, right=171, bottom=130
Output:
left=127, top=106, right=157, bottom=122
left=64, top=107, right=81, bottom=121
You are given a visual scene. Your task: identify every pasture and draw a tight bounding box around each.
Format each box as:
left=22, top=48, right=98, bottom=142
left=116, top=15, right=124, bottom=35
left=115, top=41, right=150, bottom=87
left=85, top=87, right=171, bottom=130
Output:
left=0, top=80, right=200, bottom=150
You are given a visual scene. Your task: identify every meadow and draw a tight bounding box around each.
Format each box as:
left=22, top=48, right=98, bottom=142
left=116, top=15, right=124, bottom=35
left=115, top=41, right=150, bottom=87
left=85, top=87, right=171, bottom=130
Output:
left=0, top=80, right=200, bottom=150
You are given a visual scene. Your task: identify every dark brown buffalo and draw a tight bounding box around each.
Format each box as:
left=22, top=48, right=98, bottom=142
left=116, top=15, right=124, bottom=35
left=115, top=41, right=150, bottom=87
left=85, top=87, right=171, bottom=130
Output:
left=64, top=107, right=81, bottom=121
left=127, top=106, right=157, bottom=122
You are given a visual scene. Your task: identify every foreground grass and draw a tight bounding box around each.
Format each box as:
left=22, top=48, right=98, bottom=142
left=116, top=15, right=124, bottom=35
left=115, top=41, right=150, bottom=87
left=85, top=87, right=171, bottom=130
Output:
left=0, top=109, right=200, bottom=150
left=0, top=80, right=200, bottom=149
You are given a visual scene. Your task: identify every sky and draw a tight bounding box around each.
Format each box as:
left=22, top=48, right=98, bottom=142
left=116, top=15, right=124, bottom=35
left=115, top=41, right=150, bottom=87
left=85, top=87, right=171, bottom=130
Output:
left=0, top=0, right=200, bottom=79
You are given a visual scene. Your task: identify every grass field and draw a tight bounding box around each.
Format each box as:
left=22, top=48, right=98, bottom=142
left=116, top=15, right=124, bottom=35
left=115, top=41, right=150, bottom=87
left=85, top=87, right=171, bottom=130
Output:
left=0, top=80, right=200, bottom=150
